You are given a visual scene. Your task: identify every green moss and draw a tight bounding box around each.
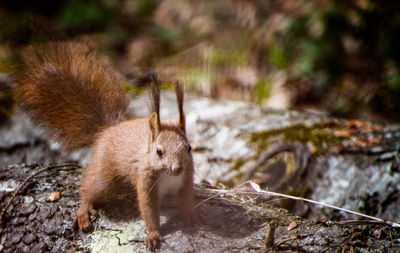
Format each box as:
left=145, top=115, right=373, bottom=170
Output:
left=249, top=123, right=343, bottom=156
left=231, top=158, right=245, bottom=171
left=124, top=84, right=146, bottom=95
left=218, top=123, right=342, bottom=188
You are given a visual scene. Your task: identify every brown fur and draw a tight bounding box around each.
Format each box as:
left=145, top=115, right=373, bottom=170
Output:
left=13, top=41, right=130, bottom=150
left=13, top=41, right=195, bottom=250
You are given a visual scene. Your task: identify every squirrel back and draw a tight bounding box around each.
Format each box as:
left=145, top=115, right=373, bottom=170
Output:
left=13, top=41, right=130, bottom=150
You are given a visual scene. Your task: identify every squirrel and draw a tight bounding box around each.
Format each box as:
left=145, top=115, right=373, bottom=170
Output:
left=13, top=41, right=196, bottom=250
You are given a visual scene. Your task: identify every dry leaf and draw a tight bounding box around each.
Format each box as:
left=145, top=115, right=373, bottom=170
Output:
left=308, top=145, right=318, bottom=154
left=352, top=140, right=367, bottom=147
left=334, top=129, right=352, bottom=138
left=362, top=124, right=374, bottom=133
left=368, top=137, right=380, bottom=145
left=345, top=119, right=363, bottom=128
left=251, top=177, right=270, bottom=186
left=287, top=220, right=297, bottom=230
left=372, top=124, right=384, bottom=131
left=333, top=145, right=342, bottom=153
left=47, top=192, right=61, bottom=202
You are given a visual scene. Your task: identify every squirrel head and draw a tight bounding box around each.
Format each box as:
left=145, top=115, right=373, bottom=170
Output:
left=148, top=113, right=193, bottom=176
left=147, top=80, right=193, bottom=176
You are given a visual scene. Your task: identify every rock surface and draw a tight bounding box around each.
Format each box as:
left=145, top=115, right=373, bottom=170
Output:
left=1, top=90, right=400, bottom=252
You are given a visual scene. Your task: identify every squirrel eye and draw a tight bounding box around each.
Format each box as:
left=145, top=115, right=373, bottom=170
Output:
left=188, top=144, right=192, bottom=153
left=156, top=147, right=163, bottom=156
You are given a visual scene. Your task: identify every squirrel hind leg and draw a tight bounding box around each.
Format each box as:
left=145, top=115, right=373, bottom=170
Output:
left=74, top=166, right=111, bottom=232
left=73, top=204, right=96, bottom=232
left=74, top=184, right=102, bottom=233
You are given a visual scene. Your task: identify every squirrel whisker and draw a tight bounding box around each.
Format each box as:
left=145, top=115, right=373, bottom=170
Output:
left=148, top=169, right=168, bottom=194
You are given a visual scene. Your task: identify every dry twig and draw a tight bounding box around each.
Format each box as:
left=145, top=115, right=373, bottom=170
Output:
left=199, top=181, right=400, bottom=228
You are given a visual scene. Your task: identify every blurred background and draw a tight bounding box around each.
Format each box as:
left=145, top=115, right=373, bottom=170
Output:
left=1, top=0, right=400, bottom=123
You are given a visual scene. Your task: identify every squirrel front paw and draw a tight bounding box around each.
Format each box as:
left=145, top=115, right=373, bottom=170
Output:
left=146, top=231, right=162, bottom=250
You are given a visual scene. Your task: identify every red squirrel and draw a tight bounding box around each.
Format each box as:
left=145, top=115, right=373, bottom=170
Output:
left=13, top=41, right=196, bottom=250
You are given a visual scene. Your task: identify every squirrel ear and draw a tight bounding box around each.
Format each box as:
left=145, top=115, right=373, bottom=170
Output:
left=149, top=112, right=160, bottom=142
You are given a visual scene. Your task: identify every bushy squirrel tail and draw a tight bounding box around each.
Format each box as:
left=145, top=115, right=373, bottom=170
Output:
left=13, top=41, right=130, bottom=151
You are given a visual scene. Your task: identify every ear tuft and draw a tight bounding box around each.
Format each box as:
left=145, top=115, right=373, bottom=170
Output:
left=175, top=81, right=186, bottom=134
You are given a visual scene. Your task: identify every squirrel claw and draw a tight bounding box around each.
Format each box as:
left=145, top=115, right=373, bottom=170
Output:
left=146, top=231, right=162, bottom=251
left=72, top=210, right=93, bottom=233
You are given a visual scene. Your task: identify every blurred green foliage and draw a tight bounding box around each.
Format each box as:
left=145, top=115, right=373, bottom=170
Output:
left=0, top=0, right=159, bottom=48
left=269, top=43, right=287, bottom=70
left=254, top=79, right=272, bottom=105
left=1, top=0, right=400, bottom=120
left=207, top=47, right=248, bottom=67
left=59, top=1, right=112, bottom=30
left=278, top=1, right=400, bottom=119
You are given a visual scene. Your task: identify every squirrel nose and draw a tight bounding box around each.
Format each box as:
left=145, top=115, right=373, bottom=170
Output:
left=171, top=166, right=183, bottom=175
